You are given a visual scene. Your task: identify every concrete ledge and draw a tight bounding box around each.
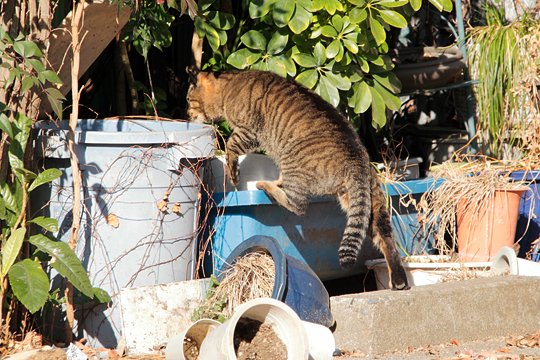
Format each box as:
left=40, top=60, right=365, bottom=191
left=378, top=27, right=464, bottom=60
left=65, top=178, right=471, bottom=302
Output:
left=331, top=276, right=540, bottom=355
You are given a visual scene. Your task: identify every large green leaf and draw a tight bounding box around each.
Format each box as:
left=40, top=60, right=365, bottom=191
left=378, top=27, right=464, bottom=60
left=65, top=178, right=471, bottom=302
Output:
left=29, top=216, right=59, bottom=233
left=93, top=287, right=112, bottom=304
left=198, top=0, right=216, bottom=12
left=0, top=197, right=6, bottom=220
left=9, top=259, right=49, bottom=314
left=429, top=0, right=453, bottom=12
left=373, top=81, right=401, bottom=110
left=267, top=31, right=289, bottom=55
left=350, top=8, right=368, bottom=23
left=379, top=0, right=408, bottom=7
left=0, top=181, right=18, bottom=213
left=195, top=17, right=220, bottom=51
left=369, top=85, right=387, bottom=128
left=13, top=40, right=42, bottom=58
left=325, top=71, right=351, bottom=90
left=267, top=57, right=288, bottom=77
left=273, top=0, right=295, bottom=27
left=28, top=234, right=93, bottom=298
left=410, top=0, right=422, bottom=11
left=349, top=81, right=372, bottom=113
left=249, top=0, right=276, bottom=18
left=14, top=112, right=32, bottom=149
left=296, top=69, right=319, bottom=88
left=2, top=228, right=26, bottom=276
left=323, top=0, right=343, bottom=14
left=289, top=4, right=312, bottom=34
left=12, top=167, right=37, bottom=182
left=326, top=40, right=341, bottom=59
left=343, top=38, right=359, bottom=54
left=292, top=52, right=317, bottom=68
left=317, top=75, right=340, bottom=107
left=313, top=42, right=327, bottom=65
left=206, top=11, right=235, bottom=30
left=8, top=143, right=26, bottom=183
left=21, top=77, right=34, bottom=93
left=40, top=70, right=62, bottom=85
left=241, top=30, right=267, bottom=51
left=331, top=14, right=344, bottom=32
left=377, top=9, right=408, bottom=28
left=372, top=73, right=401, bottom=93
left=369, top=16, right=386, bottom=45
left=27, top=59, right=45, bottom=73
left=28, top=168, right=62, bottom=192
left=44, top=87, right=65, bottom=120
left=281, top=52, right=297, bottom=76
left=227, top=48, right=262, bottom=69
left=321, top=25, right=338, bottom=37
left=0, top=113, right=13, bottom=139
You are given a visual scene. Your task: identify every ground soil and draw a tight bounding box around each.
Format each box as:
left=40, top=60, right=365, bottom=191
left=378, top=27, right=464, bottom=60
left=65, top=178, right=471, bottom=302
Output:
left=233, top=318, right=287, bottom=360
left=182, top=337, right=199, bottom=360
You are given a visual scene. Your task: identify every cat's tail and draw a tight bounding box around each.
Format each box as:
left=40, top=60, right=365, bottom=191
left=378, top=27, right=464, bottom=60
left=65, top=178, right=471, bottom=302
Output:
left=367, top=168, right=409, bottom=290
left=338, top=165, right=372, bottom=269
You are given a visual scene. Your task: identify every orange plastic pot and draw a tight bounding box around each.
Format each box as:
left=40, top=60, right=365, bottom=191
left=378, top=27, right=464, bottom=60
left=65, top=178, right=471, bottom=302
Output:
left=457, top=189, right=526, bottom=262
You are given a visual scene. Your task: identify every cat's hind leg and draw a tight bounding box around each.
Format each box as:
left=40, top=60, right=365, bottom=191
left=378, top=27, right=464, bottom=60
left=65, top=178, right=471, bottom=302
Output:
left=369, top=171, right=409, bottom=290
left=256, top=179, right=308, bottom=216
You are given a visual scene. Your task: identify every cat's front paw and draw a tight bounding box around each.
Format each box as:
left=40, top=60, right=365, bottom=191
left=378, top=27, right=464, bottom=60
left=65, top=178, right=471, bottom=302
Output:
left=228, top=161, right=240, bottom=186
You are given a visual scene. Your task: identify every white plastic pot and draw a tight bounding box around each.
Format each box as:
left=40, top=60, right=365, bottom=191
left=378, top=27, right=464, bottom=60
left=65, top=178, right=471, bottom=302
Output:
left=206, top=153, right=279, bottom=192
left=165, top=319, right=221, bottom=360
left=492, top=246, right=540, bottom=276
left=302, top=320, right=336, bottom=360
left=366, top=255, right=492, bottom=289
left=198, top=297, right=309, bottom=359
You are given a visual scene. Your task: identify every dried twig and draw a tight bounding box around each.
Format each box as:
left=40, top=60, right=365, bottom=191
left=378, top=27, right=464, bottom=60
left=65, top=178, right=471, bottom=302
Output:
left=65, top=0, right=85, bottom=343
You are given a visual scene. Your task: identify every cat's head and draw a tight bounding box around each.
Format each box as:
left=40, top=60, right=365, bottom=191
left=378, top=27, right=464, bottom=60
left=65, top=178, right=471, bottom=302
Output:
left=186, top=67, right=221, bottom=123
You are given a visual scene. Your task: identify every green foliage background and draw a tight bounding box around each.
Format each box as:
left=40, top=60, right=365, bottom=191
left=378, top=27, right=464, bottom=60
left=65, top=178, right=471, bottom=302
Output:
left=194, top=0, right=453, bottom=129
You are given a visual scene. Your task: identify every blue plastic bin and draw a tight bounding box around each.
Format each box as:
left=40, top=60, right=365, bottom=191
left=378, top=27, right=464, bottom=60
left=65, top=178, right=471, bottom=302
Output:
left=511, top=170, right=540, bottom=261
left=220, top=235, right=333, bottom=327
left=202, top=178, right=439, bottom=281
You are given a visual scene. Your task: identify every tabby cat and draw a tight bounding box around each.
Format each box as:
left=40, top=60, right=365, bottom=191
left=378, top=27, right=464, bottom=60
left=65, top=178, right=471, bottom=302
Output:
left=187, top=69, right=409, bottom=290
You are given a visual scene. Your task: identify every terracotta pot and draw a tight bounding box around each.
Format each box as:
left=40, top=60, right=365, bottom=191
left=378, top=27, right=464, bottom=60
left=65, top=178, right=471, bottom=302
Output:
left=457, top=189, right=526, bottom=262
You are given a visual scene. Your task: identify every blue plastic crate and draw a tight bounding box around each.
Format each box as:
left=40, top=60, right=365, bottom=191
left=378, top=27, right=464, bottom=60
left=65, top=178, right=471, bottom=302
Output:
left=201, top=178, right=440, bottom=281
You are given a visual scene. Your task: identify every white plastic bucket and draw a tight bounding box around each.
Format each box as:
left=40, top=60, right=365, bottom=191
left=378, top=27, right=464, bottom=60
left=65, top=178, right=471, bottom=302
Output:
left=492, top=246, right=540, bottom=276
left=199, top=298, right=309, bottom=359
left=165, top=319, right=221, bottom=360
left=302, top=320, right=336, bottom=360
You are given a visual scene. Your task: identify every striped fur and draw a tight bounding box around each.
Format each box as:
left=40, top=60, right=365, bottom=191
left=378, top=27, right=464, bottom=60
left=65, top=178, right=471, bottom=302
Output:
left=187, top=70, right=409, bottom=290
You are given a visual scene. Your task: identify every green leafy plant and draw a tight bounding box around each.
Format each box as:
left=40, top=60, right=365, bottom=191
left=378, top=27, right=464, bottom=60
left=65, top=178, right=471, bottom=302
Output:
left=116, top=0, right=197, bottom=60
left=194, top=0, right=453, bottom=129
left=191, top=275, right=228, bottom=323
left=0, top=32, right=109, bottom=340
left=467, top=11, right=540, bottom=160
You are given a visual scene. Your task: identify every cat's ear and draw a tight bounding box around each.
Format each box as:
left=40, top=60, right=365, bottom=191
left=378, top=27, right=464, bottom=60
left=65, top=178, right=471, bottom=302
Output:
left=186, top=66, right=199, bottom=85
left=197, top=72, right=217, bottom=88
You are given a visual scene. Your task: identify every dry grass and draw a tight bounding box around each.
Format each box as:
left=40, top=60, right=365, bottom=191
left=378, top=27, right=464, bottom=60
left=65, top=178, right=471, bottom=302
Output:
left=197, top=252, right=275, bottom=320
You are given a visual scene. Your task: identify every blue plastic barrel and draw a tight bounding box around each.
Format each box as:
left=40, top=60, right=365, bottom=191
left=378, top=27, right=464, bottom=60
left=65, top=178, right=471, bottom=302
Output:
left=511, top=170, right=540, bottom=261
left=203, top=177, right=440, bottom=281
left=219, top=235, right=334, bottom=327
left=33, top=119, right=214, bottom=348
